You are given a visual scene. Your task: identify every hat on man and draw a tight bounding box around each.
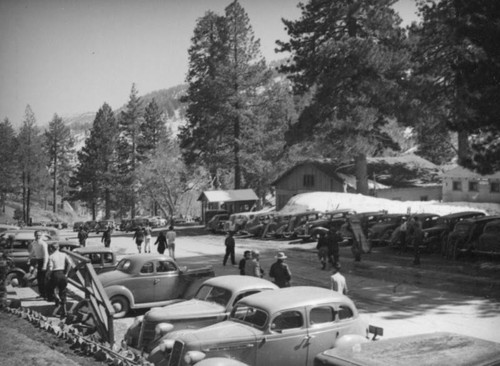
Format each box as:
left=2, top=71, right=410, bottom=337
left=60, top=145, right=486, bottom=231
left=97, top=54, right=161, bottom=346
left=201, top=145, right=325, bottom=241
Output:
left=275, top=251, right=287, bottom=260
left=251, top=250, right=260, bottom=258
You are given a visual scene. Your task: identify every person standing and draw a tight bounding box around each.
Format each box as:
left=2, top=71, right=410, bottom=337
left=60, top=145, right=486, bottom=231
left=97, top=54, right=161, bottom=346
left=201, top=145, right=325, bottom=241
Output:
left=166, top=225, right=176, bottom=260
left=133, top=226, right=145, bottom=253
left=144, top=223, right=152, bottom=253
left=327, top=228, right=343, bottom=266
left=245, top=250, right=263, bottom=278
left=77, top=226, right=88, bottom=248
left=409, top=216, right=423, bottom=265
left=330, top=263, right=348, bottom=295
left=28, top=231, right=49, bottom=299
left=223, top=231, right=236, bottom=266
left=101, top=225, right=112, bottom=248
left=239, top=250, right=251, bottom=275
left=269, top=251, right=292, bottom=288
left=398, top=219, right=408, bottom=254
left=154, top=231, right=167, bottom=254
left=316, top=231, right=329, bottom=270
left=47, top=243, right=72, bottom=318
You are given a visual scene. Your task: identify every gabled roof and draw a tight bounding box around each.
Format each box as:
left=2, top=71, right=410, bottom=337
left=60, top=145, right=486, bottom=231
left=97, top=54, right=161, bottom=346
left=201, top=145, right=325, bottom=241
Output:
left=197, top=189, right=258, bottom=203
left=271, top=160, right=343, bottom=186
left=442, top=166, right=500, bottom=179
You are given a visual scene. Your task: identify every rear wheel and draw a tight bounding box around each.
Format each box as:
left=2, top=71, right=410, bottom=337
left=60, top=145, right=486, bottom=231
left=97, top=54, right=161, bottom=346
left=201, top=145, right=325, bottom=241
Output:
left=110, top=295, right=130, bottom=318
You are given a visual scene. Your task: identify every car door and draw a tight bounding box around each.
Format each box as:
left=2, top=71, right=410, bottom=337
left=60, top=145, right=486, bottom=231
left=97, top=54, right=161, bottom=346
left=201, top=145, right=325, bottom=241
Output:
left=153, top=259, right=181, bottom=302
left=305, top=303, right=360, bottom=365
left=255, top=308, right=309, bottom=366
left=130, top=261, right=157, bottom=304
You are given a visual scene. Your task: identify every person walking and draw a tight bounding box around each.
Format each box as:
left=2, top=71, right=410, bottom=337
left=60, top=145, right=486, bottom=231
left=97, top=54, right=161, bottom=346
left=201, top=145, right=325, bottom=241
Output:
left=397, top=219, right=408, bottom=255
left=223, top=231, right=236, bottom=266
left=327, top=228, right=343, bottom=267
left=101, top=225, right=112, bottom=248
left=316, top=231, right=329, bottom=270
left=269, top=251, right=292, bottom=288
left=239, top=250, right=251, bottom=275
left=166, top=225, right=176, bottom=260
left=28, top=231, right=49, bottom=299
left=245, top=250, right=263, bottom=278
left=330, top=262, right=348, bottom=295
left=408, top=216, right=423, bottom=265
left=47, top=243, right=72, bottom=318
left=133, top=226, right=145, bottom=253
left=144, top=223, right=152, bottom=253
left=154, top=230, right=167, bottom=254
left=77, top=226, right=88, bottom=247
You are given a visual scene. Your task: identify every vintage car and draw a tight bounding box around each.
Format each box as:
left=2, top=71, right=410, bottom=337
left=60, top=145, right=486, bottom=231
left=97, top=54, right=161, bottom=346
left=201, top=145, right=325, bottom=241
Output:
left=282, top=211, right=323, bottom=240
left=1, top=230, right=80, bottom=286
left=445, top=215, right=500, bottom=259
left=367, top=213, right=409, bottom=246
left=148, top=286, right=381, bottom=366
left=125, top=275, right=279, bottom=352
left=475, top=220, right=500, bottom=256
left=73, top=247, right=117, bottom=274
left=0, top=224, right=19, bottom=235
left=206, top=214, right=230, bottom=234
left=313, top=332, right=500, bottom=366
left=422, top=211, right=486, bottom=255
left=390, top=213, right=441, bottom=252
left=128, top=217, right=151, bottom=232
left=243, top=212, right=275, bottom=238
left=95, top=220, right=115, bottom=234
left=262, top=213, right=292, bottom=239
left=296, top=209, right=356, bottom=241
left=98, top=254, right=215, bottom=318
left=223, top=212, right=254, bottom=234
left=84, top=220, right=98, bottom=232
left=73, top=221, right=85, bottom=232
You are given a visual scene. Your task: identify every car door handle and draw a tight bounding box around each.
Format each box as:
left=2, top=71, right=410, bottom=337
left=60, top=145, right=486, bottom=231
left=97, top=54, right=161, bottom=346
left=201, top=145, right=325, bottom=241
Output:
left=305, top=335, right=315, bottom=340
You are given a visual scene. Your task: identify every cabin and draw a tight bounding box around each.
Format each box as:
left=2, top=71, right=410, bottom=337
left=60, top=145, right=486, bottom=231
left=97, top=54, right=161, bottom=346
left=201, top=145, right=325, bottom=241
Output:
left=442, top=166, right=500, bottom=204
left=197, top=189, right=259, bottom=224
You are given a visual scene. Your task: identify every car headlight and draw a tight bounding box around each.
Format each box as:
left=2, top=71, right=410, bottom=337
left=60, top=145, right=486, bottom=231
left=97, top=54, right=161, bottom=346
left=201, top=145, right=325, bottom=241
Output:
left=184, top=351, right=206, bottom=365
left=155, top=322, right=174, bottom=337
left=424, top=232, right=429, bottom=238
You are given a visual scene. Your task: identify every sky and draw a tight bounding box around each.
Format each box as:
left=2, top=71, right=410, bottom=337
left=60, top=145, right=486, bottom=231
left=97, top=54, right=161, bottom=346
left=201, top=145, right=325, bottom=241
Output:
left=0, top=0, right=419, bottom=129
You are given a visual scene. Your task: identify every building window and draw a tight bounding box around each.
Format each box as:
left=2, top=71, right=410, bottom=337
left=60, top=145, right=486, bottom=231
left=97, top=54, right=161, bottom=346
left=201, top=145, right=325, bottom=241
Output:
left=452, top=181, right=462, bottom=191
left=491, top=182, right=500, bottom=193
left=303, top=174, right=315, bottom=187
left=420, top=196, right=428, bottom=201
left=468, top=181, right=479, bottom=192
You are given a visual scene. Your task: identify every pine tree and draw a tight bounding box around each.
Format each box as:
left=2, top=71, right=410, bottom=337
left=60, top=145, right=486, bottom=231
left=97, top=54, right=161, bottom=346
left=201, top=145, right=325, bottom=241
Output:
left=117, top=84, right=144, bottom=217
left=0, top=118, right=19, bottom=214
left=138, top=98, right=169, bottom=159
left=44, top=114, right=74, bottom=213
left=277, top=0, right=408, bottom=194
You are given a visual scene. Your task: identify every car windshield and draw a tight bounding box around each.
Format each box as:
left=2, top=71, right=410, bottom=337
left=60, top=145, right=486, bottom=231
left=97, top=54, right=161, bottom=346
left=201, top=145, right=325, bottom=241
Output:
left=194, top=285, right=232, bottom=306
left=454, top=223, right=472, bottom=234
left=485, top=223, right=500, bottom=234
left=116, top=259, right=132, bottom=272
left=230, top=304, right=268, bottom=329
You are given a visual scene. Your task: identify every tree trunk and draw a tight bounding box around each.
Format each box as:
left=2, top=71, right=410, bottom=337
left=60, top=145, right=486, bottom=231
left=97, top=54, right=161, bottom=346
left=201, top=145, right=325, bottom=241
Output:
left=355, top=153, right=369, bottom=195
left=457, top=130, right=469, bottom=165
left=53, top=156, right=58, bottom=213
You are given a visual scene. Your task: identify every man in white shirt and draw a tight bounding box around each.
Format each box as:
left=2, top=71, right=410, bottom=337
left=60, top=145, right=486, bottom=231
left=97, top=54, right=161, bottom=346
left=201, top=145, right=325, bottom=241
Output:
left=166, top=225, right=176, bottom=260
left=330, top=263, right=348, bottom=295
left=28, top=231, right=49, bottom=299
left=47, top=243, right=72, bottom=317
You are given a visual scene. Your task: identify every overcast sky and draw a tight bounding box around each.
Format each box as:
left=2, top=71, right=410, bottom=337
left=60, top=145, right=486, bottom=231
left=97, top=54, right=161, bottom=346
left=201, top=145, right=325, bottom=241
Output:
left=0, top=0, right=419, bottom=129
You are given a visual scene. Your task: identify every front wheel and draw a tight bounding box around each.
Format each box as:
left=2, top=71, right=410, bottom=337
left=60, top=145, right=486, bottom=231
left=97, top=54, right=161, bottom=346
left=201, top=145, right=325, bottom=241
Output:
left=5, top=272, right=27, bottom=287
left=110, top=295, right=130, bottom=318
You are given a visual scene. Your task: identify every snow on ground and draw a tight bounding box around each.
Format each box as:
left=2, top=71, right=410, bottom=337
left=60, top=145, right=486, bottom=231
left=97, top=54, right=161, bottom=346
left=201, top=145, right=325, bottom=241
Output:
left=280, top=192, right=500, bottom=216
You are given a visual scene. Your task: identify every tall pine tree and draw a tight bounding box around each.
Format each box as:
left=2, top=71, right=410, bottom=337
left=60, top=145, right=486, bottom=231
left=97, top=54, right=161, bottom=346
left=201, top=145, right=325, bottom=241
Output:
left=0, top=118, right=19, bottom=214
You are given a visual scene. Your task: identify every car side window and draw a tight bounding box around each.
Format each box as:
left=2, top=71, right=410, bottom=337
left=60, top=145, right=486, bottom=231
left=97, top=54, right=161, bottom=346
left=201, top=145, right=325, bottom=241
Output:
left=310, top=306, right=336, bottom=325
left=103, top=253, right=114, bottom=264
left=156, top=260, right=177, bottom=273
left=90, top=253, right=102, bottom=264
left=233, top=290, right=260, bottom=306
left=338, top=305, right=354, bottom=320
left=140, top=262, right=154, bottom=274
left=271, top=311, right=304, bottom=331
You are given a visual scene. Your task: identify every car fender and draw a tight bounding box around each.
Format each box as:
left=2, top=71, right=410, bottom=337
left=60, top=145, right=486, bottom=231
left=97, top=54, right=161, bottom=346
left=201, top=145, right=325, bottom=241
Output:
left=334, top=334, right=370, bottom=349
left=104, top=285, right=135, bottom=307
left=195, top=358, right=249, bottom=366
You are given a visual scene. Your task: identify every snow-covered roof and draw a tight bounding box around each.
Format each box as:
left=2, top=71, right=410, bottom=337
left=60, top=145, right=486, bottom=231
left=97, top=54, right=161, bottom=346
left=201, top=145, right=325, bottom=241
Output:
left=198, top=189, right=258, bottom=203
left=279, top=192, right=499, bottom=216
left=442, top=166, right=500, bottom=179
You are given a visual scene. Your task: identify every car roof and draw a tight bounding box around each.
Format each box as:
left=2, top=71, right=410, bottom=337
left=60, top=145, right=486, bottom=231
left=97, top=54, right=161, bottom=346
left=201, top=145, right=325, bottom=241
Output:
left=441, top=211, right=485, bottom=219
left=75, top=247, right=114, bottom=254
left=122, top=253, right=172, bottom=264
left=456, top=215, right=500, bottom=225
left=239, top=286, right=356, bottom=314
left=203, top=275, right=278, bottom=292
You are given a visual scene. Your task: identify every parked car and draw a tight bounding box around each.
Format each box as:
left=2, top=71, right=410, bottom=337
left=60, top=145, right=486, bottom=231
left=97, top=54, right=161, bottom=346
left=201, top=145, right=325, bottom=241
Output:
left=445, top=215, right=500, bottom=259
left=125, top=275, right=279, bottom=352
left=223, top=212, right=253, bottom=233
left=148, top=286, right=381, bottom=366
left=340, top=211, right=388, bottom=245
left=313, top=332, right=500, bottom=366
left=84, top=220, right=98, bottom=232
left=244, top=212, right=275, bottom=237
left=95, top=220, right=115, bottom=234
left=475, top=220, right=500, bottom=257
left=73, top=221, right=85, bottom=232
left=0, top=224, right=19, bottom=234
left=73, top=247, right=117, bottom=274
left=1, top=230, right=80, bottom=287
left=206, top=214, right=230, bottom=234
left=204, top=210, right=229, bottom=227
left=422, top=211, right=486, bottom=255
left=119, top=219, right=132, bottom=232
left=97, top=254, right=214, bottom=318
left=390, top=213, right=441, bottom=252
left=129, top=217, right=151, bottom=232
left=282, top=211, right=323, bottom=240
left=296, top=209, right=356, bottom=241
left=367, top=213, right=409, bottom=246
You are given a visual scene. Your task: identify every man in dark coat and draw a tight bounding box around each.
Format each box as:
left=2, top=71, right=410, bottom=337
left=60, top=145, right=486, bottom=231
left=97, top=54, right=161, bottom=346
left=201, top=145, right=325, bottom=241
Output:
left=269, top=251, right=292, bottom=288
left=223, top=231, right=236, bottom=266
